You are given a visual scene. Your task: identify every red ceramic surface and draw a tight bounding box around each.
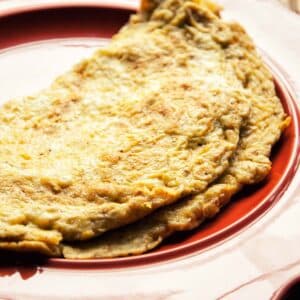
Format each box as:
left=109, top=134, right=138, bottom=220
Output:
left=272, top=275, right=300, bottom=300
left=0, top=2, right=299, bottom=272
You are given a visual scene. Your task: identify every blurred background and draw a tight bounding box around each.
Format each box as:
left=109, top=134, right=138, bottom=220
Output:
left=280, top=0, right=300, bottom=12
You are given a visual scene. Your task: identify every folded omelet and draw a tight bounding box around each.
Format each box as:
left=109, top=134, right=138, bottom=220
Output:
left=63, top=0, right=289, bottom=259
left=0, top=0, right=288, bottom=258
left=0, top=0, right=253, bottom=256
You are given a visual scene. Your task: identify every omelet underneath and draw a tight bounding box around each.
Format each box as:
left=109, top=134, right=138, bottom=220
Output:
left=0, top=0, right=255, bottom=256
left=62, top=0, right=289, bottom=259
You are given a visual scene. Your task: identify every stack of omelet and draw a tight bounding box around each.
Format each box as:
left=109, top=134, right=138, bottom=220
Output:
left=0, top=0, right=289, bottom=258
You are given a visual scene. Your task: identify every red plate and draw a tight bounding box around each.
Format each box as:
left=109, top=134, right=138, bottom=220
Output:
left=0, top=1, right=299, bottom=272
left=272, top=275, right=300, bottom=300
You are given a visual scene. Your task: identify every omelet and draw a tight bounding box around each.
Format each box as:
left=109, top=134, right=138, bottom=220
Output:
left=62, top=0, right=289, bottom=259
left=0, top=0, right=252, bottom=256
